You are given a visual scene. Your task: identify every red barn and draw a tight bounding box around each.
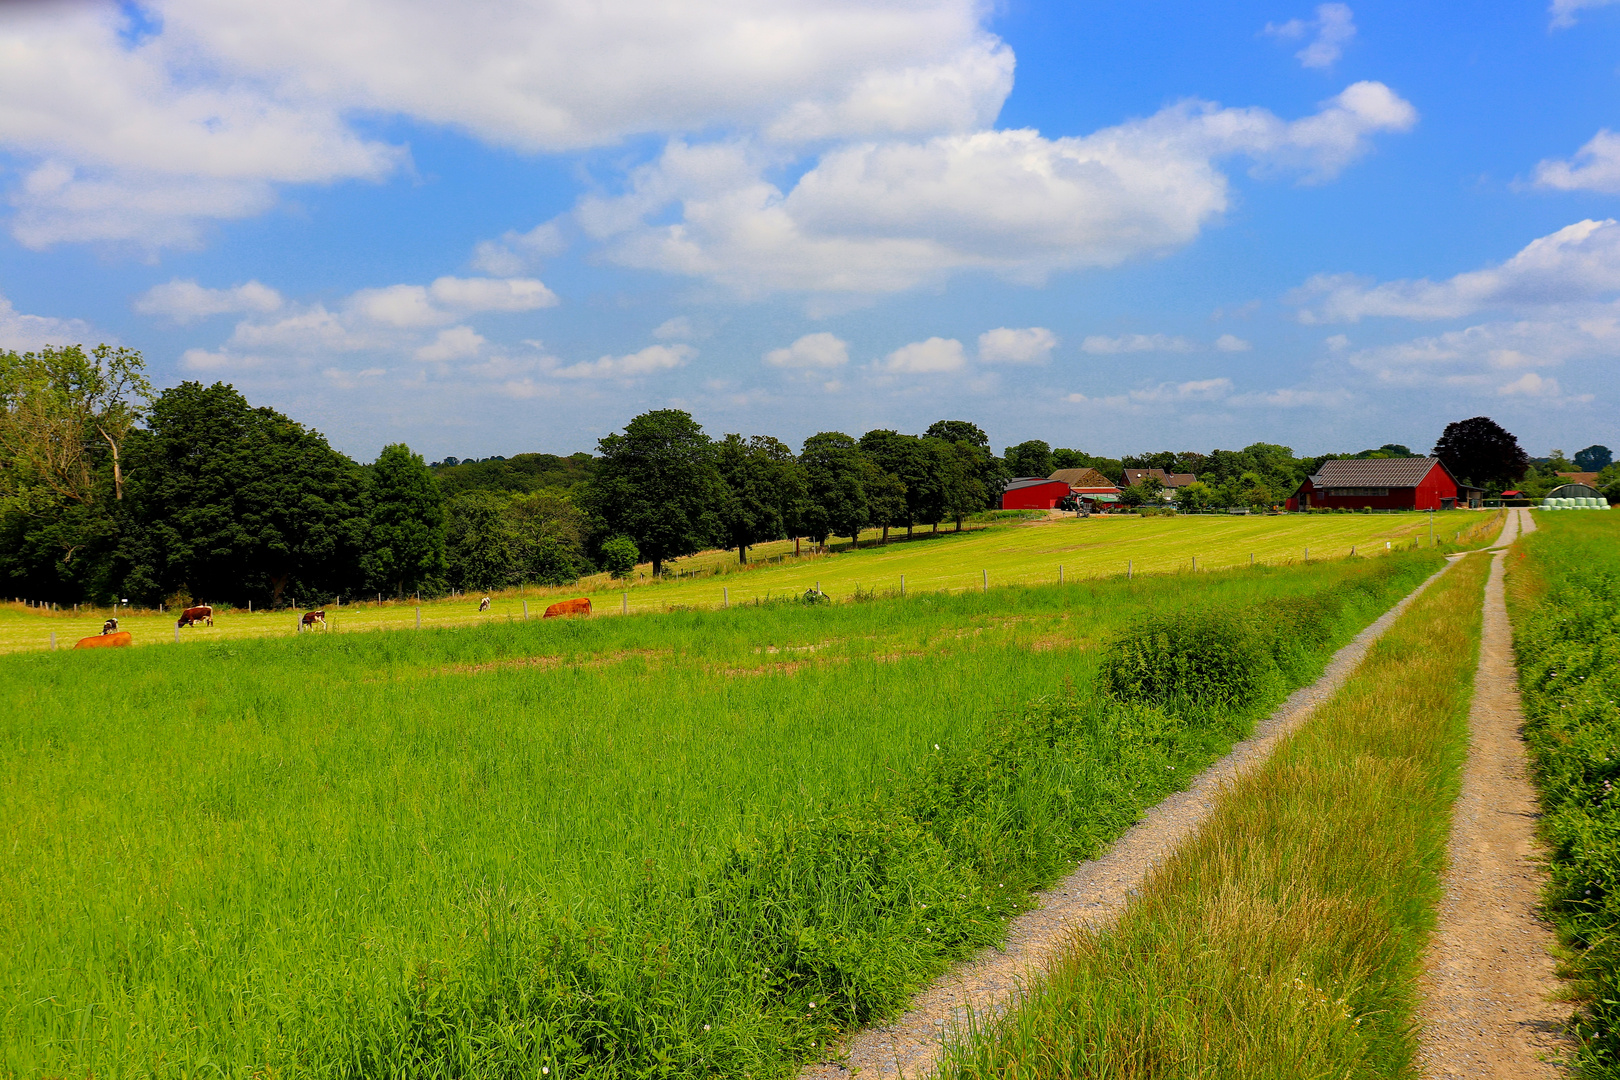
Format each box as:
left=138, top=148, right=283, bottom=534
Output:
left=1001, top=477, right=1072, bottom=509
left=1287, top=457, right=1467, bottom=512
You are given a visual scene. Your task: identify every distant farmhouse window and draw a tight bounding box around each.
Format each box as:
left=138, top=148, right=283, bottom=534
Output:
left=1323, top=487, right=1389, bottom=497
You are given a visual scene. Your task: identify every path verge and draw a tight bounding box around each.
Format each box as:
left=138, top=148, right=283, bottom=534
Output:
left=804, top=554, right=1465, bottom=1080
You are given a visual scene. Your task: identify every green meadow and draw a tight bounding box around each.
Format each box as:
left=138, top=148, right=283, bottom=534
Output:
left=0, top=549, right=1444, bottom=1078
left=0, top=510, right=1494, bottom=655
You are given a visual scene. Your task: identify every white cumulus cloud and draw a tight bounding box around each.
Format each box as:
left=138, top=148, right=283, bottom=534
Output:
left=1550, top=0, right=1620, bottom=28
left=550, top=343, right=694, bottom=379
left=1080, top=333, right=1196, bottom=354
left=764, top=332, right=850, bottom=370
left=1533, top=130, right=1620, bottom=194
left=1215, top=333, right=1253, bottom=351
left=347, top=277, right=557, bottom=328
left=1342, top=313, right=1612, bottom=401
left=1291, top=219, right=1620, bottom=322
left=978, top=326, right=1056, bottom=364
left=415, top=326, right=486, bottom=363
left=876, top=336, right=966, bottom=374
left=0, top=293, right=95, bottom=351
left=583, top=83, right=1415, bottom=295
left=134, top=279, right=283, bottom=323
left=1264, top=4, right=1357, bottom=69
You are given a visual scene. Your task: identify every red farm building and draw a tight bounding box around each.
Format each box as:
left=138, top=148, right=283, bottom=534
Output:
left=1287, top=457, right=1480, bottom=512
left=1001, top=477, right=1072, bottom=510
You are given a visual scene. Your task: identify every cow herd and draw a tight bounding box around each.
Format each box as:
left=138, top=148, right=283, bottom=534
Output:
left=65, top=594, right=594, bottom=650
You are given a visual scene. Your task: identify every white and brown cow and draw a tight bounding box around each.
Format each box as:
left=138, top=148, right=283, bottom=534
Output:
left=176, top=605, right=214, bottom=628
left=299, top=609, right=327, bottom=631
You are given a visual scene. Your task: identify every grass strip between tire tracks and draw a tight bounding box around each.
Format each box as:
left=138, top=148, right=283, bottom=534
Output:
left=936, top=551, right=1491, bottom=1080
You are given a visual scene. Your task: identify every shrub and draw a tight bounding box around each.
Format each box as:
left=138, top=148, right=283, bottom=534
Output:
left=1099, top=607, right=1276, bottom=710
left=599, top=535, right=639, bottom=578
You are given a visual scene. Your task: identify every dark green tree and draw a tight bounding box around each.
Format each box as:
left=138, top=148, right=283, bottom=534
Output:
left=716, top=434, right=805, bottom=562
left=1432, top=417, right=1530, bottom=488
left=363, top=443, right=447, bottom=598
left=860, top=429, right=936, bottom=541
left=1004, top=439, right=1054, bottom=478
left=444, top=490, right=514, bottom=592
left=599, top=536, right=639, bottom=578
left=800, top=431, right=869, bottom=546
left=582, top=409, right=722, bottom=576
left=119, top=381, right=366, bottom=607
left=926, top=419, right=1003, bottom=515
left=941, top=439, right=990, bottom=530
left=1574, top=445, right=1613, bottom=472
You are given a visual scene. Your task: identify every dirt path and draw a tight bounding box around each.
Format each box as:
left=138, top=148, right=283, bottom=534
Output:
left=1417, top=509, right=1575, bottom=1078
left=802, top=559, right=1459, bottom=1080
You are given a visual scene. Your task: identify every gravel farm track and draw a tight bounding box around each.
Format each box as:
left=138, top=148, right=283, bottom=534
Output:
left=1417, top=509, right=1575, bottom=1079
left=805, top=508, right=1573, bottom=1080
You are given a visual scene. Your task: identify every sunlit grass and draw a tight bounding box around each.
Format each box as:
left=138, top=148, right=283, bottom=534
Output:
left=936, top=552, right=1489, bottom=1079
left=0, top=553, right=1442, bottom=1078
left=0, top=511, right=1494, bottom=655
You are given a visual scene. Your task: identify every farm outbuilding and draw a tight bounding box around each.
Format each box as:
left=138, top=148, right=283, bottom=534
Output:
left=1001, top=477, right=1072, bottom=510
left=1287, top=457, right=1470, bottom=512
left=1048, top=467, right=1121, bottom=503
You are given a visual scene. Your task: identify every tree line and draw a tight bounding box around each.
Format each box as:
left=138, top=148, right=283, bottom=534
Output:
left=4, top=344, right=1604, bottom=607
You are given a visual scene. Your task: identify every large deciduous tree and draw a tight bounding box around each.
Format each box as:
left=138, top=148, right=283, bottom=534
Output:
left=120, top=381, right=367, bottom=607
left=1574, top=444, right=1613, bottom=473
left=716, top=433, right=805, bottom=563
left=362, top=443, right=447, bottom=599
left=800, top=431, right=869, bottom=546
left=1432, top=417, right=1530, bottom=488
left=1003, top=439, right=1053, bottom=479
left=583, top=409, right=722, bottom=576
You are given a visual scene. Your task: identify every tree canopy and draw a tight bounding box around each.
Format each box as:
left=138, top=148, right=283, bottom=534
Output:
left=1432, top=417, right=1530, bottom=487
left=583, top=409, right=723, bottom=576
left=362, top=443, right=447, bottom=598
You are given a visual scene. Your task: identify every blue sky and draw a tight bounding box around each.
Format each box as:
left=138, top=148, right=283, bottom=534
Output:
left=2, top=0, right=1618, bottom=462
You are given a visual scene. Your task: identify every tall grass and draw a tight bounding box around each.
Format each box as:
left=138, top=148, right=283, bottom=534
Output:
left=938, top=552, right=1489, bottom=1079
left=1508, top=513, right=1620, bottom=1076
left=0, top=554, right=1442, bottom=1078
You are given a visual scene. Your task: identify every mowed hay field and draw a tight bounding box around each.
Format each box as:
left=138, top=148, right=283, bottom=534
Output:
left=0, top=552, right=1444, bottom=1078
left=0, top=510, right=1496, bottom=655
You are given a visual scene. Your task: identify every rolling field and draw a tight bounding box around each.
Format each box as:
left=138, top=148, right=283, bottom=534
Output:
left=0, top=552, right=1444, bottom=1078
left=0, top=510, right=1496, bottom=655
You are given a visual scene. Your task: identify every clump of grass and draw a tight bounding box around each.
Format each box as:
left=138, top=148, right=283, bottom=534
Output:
left=1508, top=514, right=1620, bottom=1075
left=938, top=552, right=1488, bottom=1079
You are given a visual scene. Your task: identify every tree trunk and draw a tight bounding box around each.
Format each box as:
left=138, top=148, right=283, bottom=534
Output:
left=907, top=522, right=914, bottom=539
left=738, top=545, right=747, bottom=564
left=795, top=537, right=801, bottom=556
left=932, top=521, right=938, bottom=534
left=98, top=427, right=123, bottom=501
left=954, top=515, right=963, bottom=532
left=881, top=525, right=890, bottom=544
left=652, top=556, right=663, bottom=576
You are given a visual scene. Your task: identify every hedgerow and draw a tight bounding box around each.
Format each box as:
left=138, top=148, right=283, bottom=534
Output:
left=1513, top=518, right=1620, bottom=1076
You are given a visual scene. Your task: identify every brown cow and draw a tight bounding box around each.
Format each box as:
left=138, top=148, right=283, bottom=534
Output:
left=76, top=631, right=132, bottom=649
left=542, top=597, right=591, bottom=618
left=176, top=605, right=214, bottom=628
left=299, top=609, right=327, bottom=631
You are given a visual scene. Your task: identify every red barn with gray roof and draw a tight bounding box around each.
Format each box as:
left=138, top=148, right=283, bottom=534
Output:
left=1001, top=477, right=1072, bottom=509
left=1287, top=457, right=1470, bottom=512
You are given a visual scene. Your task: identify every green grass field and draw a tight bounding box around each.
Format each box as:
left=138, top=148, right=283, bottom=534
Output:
left=0, top=510, right=1496, bottom=656
left=0, top=551, right=1443, bottom=1078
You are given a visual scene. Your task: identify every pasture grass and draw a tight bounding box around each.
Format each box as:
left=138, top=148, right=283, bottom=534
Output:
left=0, top=510, right=1494, bottom=656
left=0, top=552, right=1447, bottom=1078
left=936, top=551, right=1490, bottom=1080
left=1507, top=512, right=1620, bottom=1076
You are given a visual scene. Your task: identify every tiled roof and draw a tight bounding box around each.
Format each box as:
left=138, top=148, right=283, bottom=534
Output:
left=1558, top=471, right=1602, bottom=486
left=1004, top=476, right=1070, bottom=492
left=1049, top=468, right=1118, bottom=490
left=1308, top=457, right=1442, bottom=488
left=1124, top=468, right=1199, bottom=487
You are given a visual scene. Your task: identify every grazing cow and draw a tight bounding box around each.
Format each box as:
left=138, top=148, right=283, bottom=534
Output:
left=299, top=609, right=327, bottom=631
left=76, top=631, right=132, bottom=649
left=478, top=596, right=491, bottom=612
left=176, top=605, right=214, bottom=628
left=542, top=597, right=591, bottom=619
left=101, top=617, right=119, bottom=635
